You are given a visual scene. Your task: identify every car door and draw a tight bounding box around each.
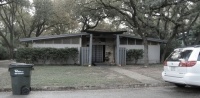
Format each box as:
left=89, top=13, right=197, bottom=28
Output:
left=187, top=51, right=200, bottom=85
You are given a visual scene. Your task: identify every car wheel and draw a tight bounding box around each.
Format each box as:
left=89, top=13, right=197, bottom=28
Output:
left=174, top=83, right=186, bottom=88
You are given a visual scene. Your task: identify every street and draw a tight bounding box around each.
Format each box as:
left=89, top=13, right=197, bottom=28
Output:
left=1, top=86, right=200, bottom=98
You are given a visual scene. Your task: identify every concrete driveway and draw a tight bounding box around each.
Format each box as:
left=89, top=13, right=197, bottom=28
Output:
left=0, top=60, right=13, bottom=75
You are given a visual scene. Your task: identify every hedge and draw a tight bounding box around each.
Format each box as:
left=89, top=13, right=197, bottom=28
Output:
left=16, top=47, right=78, bottom=64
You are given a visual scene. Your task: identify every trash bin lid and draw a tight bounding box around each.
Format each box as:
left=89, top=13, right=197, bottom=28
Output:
left=9, top=63, right=33, bottom=68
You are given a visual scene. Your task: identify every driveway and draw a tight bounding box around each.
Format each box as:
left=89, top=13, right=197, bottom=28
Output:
left=0, top=60, right=13, bottom=75
left=109, top=67, right=162, bottom=84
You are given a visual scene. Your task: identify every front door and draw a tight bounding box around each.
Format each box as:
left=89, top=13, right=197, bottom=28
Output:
left=92, top=45, right=104, bottom=63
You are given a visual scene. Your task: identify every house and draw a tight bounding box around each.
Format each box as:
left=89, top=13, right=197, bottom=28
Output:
left=20, top=30, right=166, bottom=65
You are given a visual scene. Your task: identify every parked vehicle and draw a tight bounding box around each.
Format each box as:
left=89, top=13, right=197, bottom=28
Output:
left=162, top=45, right=200, bottom=87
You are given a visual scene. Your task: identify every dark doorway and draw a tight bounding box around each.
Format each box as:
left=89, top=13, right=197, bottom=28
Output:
left=92, top=45, right=105, bottom=63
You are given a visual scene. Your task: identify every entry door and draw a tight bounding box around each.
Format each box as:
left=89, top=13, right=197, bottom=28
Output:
left=92, top=45, right=104, bottom=63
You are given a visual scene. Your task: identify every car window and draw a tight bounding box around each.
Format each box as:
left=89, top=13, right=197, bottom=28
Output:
left=167, top=50, right=192, bottom=61
left=198, top=53, right=200, bottom=61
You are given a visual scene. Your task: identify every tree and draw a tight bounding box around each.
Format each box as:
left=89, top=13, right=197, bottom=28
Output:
left=73, top=0, right=108, bottom=31
left=178, top=17, right=200, bottom=45
left=49, top=0, right=78, bottom=34
left=32, top=0, right=54, bottom=37
left=0, top=0, right=13, bottom=6
left=148, top=0, right=200, bottom=62
left=16, top=0, right=79, bottom=39
left=0, top=0, right=29, bottom=59
left=192, top=24, right=200, bottom=45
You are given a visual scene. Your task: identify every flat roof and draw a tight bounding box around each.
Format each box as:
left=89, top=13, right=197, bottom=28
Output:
left=20, top=32, right=166, bottom=43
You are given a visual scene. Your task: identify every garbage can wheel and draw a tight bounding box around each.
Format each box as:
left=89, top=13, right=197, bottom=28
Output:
left=21, top=86, right=30, bottom=95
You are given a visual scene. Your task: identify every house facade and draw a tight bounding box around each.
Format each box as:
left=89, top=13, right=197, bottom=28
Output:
left=20, top=30, right=166, bottom=65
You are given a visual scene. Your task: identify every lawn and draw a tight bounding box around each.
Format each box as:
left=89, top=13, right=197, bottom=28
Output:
left=0, top=65, right=140, bottom=89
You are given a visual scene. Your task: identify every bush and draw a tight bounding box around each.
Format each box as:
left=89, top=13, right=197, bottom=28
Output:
left=16, top=47, right=78, bottom=64
left=68, top=48, right=79, bottom=64
left=126, top=49, right=143, bottom=64
left=0, top=46, right=8, bottom=60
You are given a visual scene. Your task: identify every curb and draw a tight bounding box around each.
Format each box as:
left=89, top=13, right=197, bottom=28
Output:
left=0, top=83, right=173, bottom=92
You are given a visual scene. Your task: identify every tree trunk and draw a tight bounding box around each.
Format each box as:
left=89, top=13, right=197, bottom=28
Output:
left=161, top=26, right=179, bottom=62
left=8, top=46, right=13, bottom=60
left=182, top=33, right=188, bottom=46
left=10, top=29, right=14, bottom=59
left=143, top=38, right=149, bottom=67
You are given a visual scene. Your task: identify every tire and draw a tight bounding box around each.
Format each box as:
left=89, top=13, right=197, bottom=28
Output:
left=174, top=83, right=186, bottom=88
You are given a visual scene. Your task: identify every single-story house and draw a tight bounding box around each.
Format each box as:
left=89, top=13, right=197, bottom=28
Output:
left=20, top=30, right=166, bottom=65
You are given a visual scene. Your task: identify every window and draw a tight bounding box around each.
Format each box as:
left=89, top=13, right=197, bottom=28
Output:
left=44, top=39, right=53, bottom=44
left=128, top=38, right=135, bottom=45
left=167, top=50, right=192, bottom=61
left=120, top=38, right=127, bottom=45
left=54, top=38, right=62, bottom=44
left=34, top=40, right=44, bottom=44
left=198, top=53, right=200, bottom=61
left=63, top=38, right=71, bottom=44
left=136, top=39, right=143, bottom=45
left=71, top=37, right=80, bottom=44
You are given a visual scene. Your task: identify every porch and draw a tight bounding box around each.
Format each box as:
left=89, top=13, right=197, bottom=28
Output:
left=80, top=30, right=126, bottom=66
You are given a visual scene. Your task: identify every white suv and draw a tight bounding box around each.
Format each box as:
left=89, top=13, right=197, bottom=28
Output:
left=162, top=46, right=200, bottom=87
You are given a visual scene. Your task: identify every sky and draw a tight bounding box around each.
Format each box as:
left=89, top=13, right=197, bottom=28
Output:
left=29, top=0, right=33, bottom=3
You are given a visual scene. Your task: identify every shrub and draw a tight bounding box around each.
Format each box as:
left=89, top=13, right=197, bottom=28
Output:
left=0, top=46, right=8, bottom=60
left=126, top=49, right=144, bottom=64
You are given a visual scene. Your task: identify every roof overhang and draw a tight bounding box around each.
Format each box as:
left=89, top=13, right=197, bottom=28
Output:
left=120, top=34, right=167, bottom=43
left=20, top=33, right=89, bottom=42
left=20, top=32, right=167, bottom=43
left=84, top=30, right=126, bottom=34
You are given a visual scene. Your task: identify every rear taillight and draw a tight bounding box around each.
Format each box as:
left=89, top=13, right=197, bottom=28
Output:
left=179, top=61, right=197, bottom=67
left=164, top=61, right=167, bottom=66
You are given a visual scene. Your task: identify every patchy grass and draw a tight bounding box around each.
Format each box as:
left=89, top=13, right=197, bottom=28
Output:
left=0, top=65, right=141, bottom=88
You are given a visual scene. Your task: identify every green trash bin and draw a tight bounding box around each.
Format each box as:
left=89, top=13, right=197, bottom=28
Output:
left=9, top=63, right=34, bottom=95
